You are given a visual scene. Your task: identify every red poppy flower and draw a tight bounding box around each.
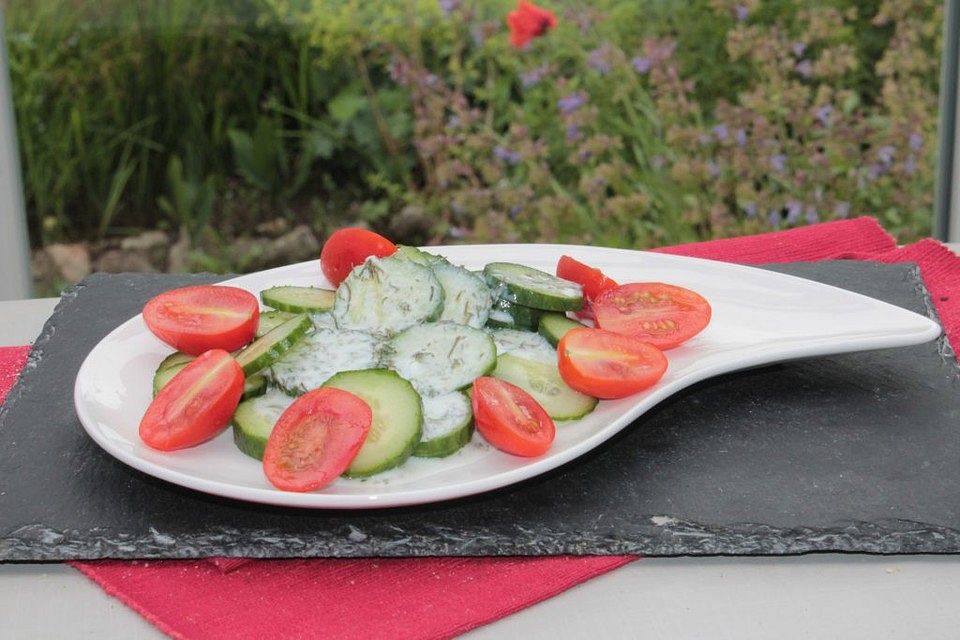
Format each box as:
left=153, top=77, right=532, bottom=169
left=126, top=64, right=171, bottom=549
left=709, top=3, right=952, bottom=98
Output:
left=507, top=0, right=558, bottom=49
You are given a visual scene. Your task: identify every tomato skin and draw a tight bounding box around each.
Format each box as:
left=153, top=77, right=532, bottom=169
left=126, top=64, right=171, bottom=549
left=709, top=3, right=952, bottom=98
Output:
left=262, top=388, right=372, bottom=492
left=593, top=282, right=711, bottom=350
left=557, top=328, right=668, bottom=399
left=320, top=227, right=397, bottom=286
left=556, top=255, right=619, bottom=301
left=471, top=377, right=555, bottom=457
left=143, top=285, right=259, bottom=356
left=139, top=349, right=245, bottom=451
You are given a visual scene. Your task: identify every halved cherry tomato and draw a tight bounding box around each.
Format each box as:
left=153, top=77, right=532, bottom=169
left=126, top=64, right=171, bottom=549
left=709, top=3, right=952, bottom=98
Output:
left=558, top=328, right=668, bottom=399
left=262, top=388, right=372, bottom=492
left=471, top=377, right=555, bottom=457
left=320, top=227, right=397, bottom=286
left=143, top=285, right=259, bottom=356
left=593, top=282, right=711, bottom=350
left=556, top=255, right=619, bottom=301
left=139, top=349, right=245, bottom=451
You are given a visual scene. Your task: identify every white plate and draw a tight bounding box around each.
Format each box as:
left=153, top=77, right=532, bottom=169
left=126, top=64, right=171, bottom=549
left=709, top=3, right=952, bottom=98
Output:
left=73, top=244, right=941, bottom=509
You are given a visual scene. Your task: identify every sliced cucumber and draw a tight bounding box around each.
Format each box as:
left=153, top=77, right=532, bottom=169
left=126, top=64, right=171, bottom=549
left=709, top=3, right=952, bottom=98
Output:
left=538, top=313, right=586, bottom=347
left=157, top=351, right=194, bottom=372
left=309, top=311, right=338, bottom=330
left=414, top=391, right=474, bottom=458
left=487, top=298, right=542, bottom=331
left=387, top=322, right=496, bottom=397
left=394, top=245, right=447, bottom=266
left=256, top=309, right=296, bottom=337
left=323, top=369, right=422, bottom=477
left=432, top=262, right=493, bottom=329
left=241, top=374, right=268, bottom=401
left=152, top=361, right=188, bottom=395
left=333, top=256, right=444, bottom=334
left=152, top=360, right=266, bottom=400
left=234, top=314, right=313, bottom=376
left=486, top=328, right=557, bottom=364
left=483, top=262, right=583, bottom=312
left=261, top=286, right=336, bottom=313
left=231, top=388, right=295, bottom=460
left=268, top=326, right=381, bottom=396
left=492, top=352, right=597, bottom=420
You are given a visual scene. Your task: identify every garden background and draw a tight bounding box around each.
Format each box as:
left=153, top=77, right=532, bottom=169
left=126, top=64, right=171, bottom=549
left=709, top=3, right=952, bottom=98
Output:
left=3, top=0, right=944, bottom=293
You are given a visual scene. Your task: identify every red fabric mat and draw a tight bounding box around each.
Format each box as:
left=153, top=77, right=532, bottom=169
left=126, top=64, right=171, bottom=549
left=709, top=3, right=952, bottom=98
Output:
left=3, top=216, right=958, bottom=640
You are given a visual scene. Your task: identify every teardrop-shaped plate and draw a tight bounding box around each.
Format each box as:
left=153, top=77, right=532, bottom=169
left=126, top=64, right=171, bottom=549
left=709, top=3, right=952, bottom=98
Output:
left=74, top=244, right=941, bottom=508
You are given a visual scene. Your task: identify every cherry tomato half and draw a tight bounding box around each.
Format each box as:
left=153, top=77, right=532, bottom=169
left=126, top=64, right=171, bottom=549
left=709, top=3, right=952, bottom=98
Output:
left=139, top=349, right=245, bottom=451
left=262, top=388, right=373, bottom=492
left=556, top=255, right=619, bottom=301
left=593, top=282, right=711, bottom=350
left=320, top=227, right=397, bottom=287
left=143, top=285, right=259, bottom=356
left=557, top=328, right=668, bottom=399
left=471, top=377, right=555, bottom=457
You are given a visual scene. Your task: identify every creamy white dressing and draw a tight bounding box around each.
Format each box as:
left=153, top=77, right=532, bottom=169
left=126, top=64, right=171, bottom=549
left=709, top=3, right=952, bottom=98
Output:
left=388, top=323, right=495, bottom=396
left=432, top=262, right=493, bottom=329
left=420, top=392, right=472, bottom=442
left=268, top=327, right=381, bottom=395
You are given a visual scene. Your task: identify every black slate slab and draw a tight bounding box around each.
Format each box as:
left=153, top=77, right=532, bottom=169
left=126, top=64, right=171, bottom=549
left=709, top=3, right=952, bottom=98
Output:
left=2, top=262, right=959, bottom=561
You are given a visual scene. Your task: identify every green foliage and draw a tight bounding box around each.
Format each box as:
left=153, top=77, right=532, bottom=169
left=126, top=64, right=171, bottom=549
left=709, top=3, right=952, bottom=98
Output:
left=157, top=155, right=216, bottom=243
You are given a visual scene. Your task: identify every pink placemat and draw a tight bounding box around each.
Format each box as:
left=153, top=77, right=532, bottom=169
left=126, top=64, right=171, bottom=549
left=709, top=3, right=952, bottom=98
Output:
left=4, top=216, right=958, bottom=639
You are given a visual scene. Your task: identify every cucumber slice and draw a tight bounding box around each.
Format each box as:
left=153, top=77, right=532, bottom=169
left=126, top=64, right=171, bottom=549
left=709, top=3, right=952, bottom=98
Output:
left=268, top=326, right=381, bottom=396
left=484, top=308, right=517, bottom=329
left=234, top=314, right=313, bottom=376
left=261, top=286, right=336, bottom=313
left=157, top=351, right=194, bottom=372
left=486, top=328, right=557, bottom=364
left=538, top=313, right=586, bottom=347
left=492, top=352, right=598, bottom=420
left=483, top=262, right=583, bottom=312
left=241, top=374, right=268, bottom=401
left=323, top=369, right=422, bottom=477
left=256, top=310, right=296, bottom=337
left=153, top=360, right=266, bottom=400
left=432, top=262, right=493, bottom=329
left=488, top=298, right=542, bottom=331
left=333, top=256, right=444, bottom=334
left=394, top=245, right=448, bottom=266
left=387, top=322, right=496, bottom=396
left=231, top=388, right=295, bottom=460
left=414, top=391, right=474, bottom=458
left=309, top=311, right=338, bottom=330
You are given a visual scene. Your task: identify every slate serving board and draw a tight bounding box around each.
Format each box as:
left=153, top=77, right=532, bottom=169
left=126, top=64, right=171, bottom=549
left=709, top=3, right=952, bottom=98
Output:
left=2, top=262, right=960, bottom=561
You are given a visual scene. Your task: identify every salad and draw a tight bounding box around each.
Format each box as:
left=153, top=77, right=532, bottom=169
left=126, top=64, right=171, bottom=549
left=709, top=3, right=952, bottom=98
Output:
left=138, top=228, right=711, bottom=492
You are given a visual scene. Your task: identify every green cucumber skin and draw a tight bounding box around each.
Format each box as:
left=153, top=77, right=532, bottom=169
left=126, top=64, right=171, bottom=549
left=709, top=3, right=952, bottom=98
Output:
left=538, top=313, right=586, bottom=347
left=158, top=352, right=195, bottom=372
left=491, top=298, right=542, bottom=331
left=394, top=245, right=448, bottom=266
left=492, top=353, right=598, bottom=420
left=240, top=374, right=268, bottom=401
left=152, top=362, right=187, bottom=396
left=232, top=423, right=267, bottom=460
left=261, top=286, right=336, bottom=313
left=483, top=262, right=584, bottom=312
left=234, top=314, right=313, bottom=376
left=256, top=310, right=296, bottom=337
left=414, top=422, right=474, bottom=458
left=323, top=369, right=423, bottom=478
left=484, top=315, right=517, bottom=330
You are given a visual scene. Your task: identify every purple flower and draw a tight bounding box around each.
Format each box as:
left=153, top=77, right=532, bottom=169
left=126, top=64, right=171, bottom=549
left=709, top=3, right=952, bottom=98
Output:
left=796, top=60, right=813, bottom=78
left=521, top=64, right=550, bottom=88
left=565, top=124, right=582, bottom=142
left=707, top=161, right=721, bottom=178
left=712, top=124, right=729, bottom=141
left=909, top=132, right=923, bottom=152
left=877, top=145, right=895, bottom=166
left=631, top=56, right=652, bottom=74
left=785, top=200, right=803, bottom=224
left=767, top=209, right=781, bottom=228
left=867, top=163, right=883, bottom=180
left=792, top=42, right=807, bottom=58
left=905, top=155, right=917, bottom=176
left=814, top=104, right=833, bottom=127
left=587, top=45, right=613, bottom=75
left=805, top=206, right=819, bottom=224
left=558, top=92, right=588, bottom=114
left=834, top=202, right=851, bottom=219
left=770, top=154, right=787, bottom=173
left=438, top=0, right=460, bottom=15
left=742, top=202, right=757, bottom=218
left=421, top=73, right=440, bottom=89
left=447, top=114, right=461, bottom=128
left=735, top=5, right=749, bottom=21
left=494, top=146, right=522, bottom=165
left=735, top=128, right=747, bottom=147
left=508, top=205, right=522, bottom=219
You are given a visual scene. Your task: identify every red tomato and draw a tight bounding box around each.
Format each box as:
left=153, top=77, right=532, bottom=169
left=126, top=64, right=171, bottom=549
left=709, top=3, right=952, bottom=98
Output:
left=471, top=377, right=555, bottom=457
left=139, top=349, right=245, bottom=451
left=593, top=283, right=711, bottom=350
left=320, top=227, right=397, bottom=286
left=262, top=388, right=372, bottom=492
left=557, top=328, right=668, bottom=399
left=143, top=285, right=259, bottom=356
left=556, top=255, right=619, bottom=301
